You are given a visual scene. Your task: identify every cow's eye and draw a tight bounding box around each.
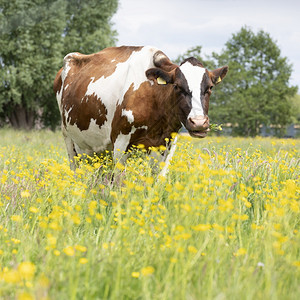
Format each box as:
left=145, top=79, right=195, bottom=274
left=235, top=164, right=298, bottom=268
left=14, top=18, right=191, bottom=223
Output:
left=210, top=86, right=213, bottom=90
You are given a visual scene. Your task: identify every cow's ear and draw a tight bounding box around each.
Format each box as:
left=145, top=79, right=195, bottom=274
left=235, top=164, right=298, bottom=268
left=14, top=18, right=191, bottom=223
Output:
left=211, top=66, right=229, bottom=85
left=146, top=68, right=172, bottom=85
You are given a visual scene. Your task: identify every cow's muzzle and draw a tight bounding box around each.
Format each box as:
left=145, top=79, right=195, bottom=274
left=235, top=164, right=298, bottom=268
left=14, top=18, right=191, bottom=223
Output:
left=186, top=116, right=210, bottom=138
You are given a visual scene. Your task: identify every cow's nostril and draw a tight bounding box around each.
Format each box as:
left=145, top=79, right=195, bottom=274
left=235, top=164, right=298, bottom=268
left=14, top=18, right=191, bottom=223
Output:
left=188, top=117, right=196, bottom=125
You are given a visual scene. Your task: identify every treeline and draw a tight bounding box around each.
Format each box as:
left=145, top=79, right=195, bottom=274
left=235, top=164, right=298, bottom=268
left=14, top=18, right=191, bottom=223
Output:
left=0, top=0, right=118, bottom=130
left=0, top=2, right=299, bottom=136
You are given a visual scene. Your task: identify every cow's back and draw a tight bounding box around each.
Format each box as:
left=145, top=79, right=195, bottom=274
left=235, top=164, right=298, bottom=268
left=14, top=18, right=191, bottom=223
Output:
left=54, top=46, right=160, bottom=156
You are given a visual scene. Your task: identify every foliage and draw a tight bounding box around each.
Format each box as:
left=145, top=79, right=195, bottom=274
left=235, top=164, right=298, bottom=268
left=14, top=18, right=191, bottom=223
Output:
left=289, top=94, right=300, bottom=124
left=0, top=0, right=118, bottom=130
left=212, top=27, right=298, bottom=136
left=0, top=129, right=299, bottom=299
left=177, top=27, right=298, bottom=137
left=63, top=0, right=118, bottom=55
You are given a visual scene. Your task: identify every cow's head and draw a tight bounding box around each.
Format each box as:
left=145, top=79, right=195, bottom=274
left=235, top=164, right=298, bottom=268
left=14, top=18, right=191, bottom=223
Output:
left=146, top=51, right=228, bottom=138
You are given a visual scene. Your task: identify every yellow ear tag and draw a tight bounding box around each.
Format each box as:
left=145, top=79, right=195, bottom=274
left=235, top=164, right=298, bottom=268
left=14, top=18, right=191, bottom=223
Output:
left=157, top=77, right=167, bottom=85
left=216, top=76, right=222, bottom=84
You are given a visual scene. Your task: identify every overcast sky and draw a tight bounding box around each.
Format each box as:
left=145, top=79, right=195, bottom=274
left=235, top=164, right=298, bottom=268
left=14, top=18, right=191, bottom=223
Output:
left=112, top=0, right=300, bottom=88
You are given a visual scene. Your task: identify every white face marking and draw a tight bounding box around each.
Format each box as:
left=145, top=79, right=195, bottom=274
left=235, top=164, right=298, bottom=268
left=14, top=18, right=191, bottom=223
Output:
left=122, top=109, right=134, bottom=124
left=179, top=62, right=206, bottom=119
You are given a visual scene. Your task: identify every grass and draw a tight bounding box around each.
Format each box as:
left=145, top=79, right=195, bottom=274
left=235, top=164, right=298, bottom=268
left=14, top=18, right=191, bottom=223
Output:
left=0, top=129, right=299, bottom=300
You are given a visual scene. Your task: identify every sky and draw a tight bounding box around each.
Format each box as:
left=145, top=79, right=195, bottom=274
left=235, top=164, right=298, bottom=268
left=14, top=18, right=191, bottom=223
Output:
left=112, top=0, right=300, bottom=88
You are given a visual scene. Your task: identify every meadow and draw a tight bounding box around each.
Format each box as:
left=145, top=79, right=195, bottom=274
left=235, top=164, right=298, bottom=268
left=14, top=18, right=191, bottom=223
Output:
left=0, top=129, right=299, bottom=300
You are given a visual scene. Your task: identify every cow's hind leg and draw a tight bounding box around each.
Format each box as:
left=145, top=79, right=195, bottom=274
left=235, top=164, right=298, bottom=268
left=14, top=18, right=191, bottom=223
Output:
left=62, top=127, right=78, bottom=170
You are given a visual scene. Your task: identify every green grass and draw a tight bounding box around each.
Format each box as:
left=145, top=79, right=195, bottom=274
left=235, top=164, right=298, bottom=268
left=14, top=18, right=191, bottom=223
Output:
left=0, top=129, right=299, bottom=300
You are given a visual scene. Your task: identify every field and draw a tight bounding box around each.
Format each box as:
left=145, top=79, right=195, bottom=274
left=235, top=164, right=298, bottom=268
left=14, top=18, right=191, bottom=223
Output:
left=0, top=129, right=299, bottom=300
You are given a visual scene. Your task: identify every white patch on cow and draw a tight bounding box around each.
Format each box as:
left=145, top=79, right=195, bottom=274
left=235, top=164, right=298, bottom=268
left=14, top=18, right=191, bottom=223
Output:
left=180, top=61, right=206, bottom=118
left=56, top=88, right=63, bottom=109
left=66, top=119, right=112, bottom=156
left=122, top=109, right=134, bottom=124
left=111, top=59, right=116, bottom=63
left=113, top=125, right=148, bottom=160
left=64, top=84, right=69, bottom=90
left=65, top=106, right=73, bottom=120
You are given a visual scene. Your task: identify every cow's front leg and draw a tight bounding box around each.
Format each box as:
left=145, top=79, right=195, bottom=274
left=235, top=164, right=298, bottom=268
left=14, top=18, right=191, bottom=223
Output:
left=159, top=135, right=178, bottom=177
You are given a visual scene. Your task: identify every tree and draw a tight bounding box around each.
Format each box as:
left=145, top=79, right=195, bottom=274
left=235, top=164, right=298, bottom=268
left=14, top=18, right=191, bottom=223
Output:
left=288, top=94, right=300, bottom=124
left=63, top=0, right=118, bottom=55
left=0, top=0, right=118, bottom=130
left=209, top=27, right=297, bottom=136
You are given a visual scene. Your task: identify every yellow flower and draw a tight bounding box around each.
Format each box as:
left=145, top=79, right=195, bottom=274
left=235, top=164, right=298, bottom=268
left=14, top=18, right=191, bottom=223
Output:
left=100, top=199, right=108, bottom=206
left=192, top=224, right=211, bottom=231
left=18, top=261, right=36, bottom=280
left=20, top=190, right=30, bottom=198
left=292, top=261, right=300, bottom=267
left=47, top=235, right=57, bottom=248
left=94, top=162, right=101, bottom=169
left=75, top=245, right=87, bottom=252
left=141, top=266, right=155, bottom=276
left=17, top=292, right=34, bottom=300
left=11, top=238, right=21, bottom=244
left=11, top=215, right=22, bottom=222
left=71, top=214, right=81, bottom=225
left=63, top=246, right=75, bottom=256
left=29, top=206, right=39, bottom=213
left=234, top=248, right=247, bottom=257
left=79, top=258, right=88, bottom=264
left=232, top=214, right=249, bottom=221
left=188, top=245, right=198, bottom=254
left=115, top=162, right=125, bottom=171
left=131, top=271, right=140, bottom=278
left=3, top=269, right=21, bottom=284
left=96, top=213, right=103, bottom=220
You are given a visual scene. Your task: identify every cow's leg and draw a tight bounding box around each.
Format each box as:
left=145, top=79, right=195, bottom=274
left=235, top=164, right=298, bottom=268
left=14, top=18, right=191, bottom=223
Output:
left=159, top=135, right=178, bottom=177
left=62, top=126, right=78, bottom=170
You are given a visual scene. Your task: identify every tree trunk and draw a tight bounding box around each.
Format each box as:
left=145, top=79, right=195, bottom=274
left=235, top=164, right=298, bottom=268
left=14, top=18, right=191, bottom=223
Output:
left=8, top=104, right=35, bottom=130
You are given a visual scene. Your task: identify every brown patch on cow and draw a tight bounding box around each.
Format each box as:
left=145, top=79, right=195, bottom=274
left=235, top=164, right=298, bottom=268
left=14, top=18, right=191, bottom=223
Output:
left=110, top=102, right=133, bottom=144
left=180, top=57, right=204, bottom=68
left=53, top=67, right=63, bottom=93
left=64, top=46, right=143, bottom=81
left=111, top=81, right=182, bottom=151
left=201, top=71, right=214, bottom=115
left=62, top=93, right=107, bottom=131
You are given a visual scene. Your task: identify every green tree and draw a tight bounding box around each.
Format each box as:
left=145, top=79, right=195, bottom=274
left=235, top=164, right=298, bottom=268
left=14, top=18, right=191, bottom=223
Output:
left=210, top=27, right=297, bottom=136
left=288, top=94, right=300, bottom=124
left=0, top=0, right=118, bottom=130
left=63, top=0, right=118, bottom=54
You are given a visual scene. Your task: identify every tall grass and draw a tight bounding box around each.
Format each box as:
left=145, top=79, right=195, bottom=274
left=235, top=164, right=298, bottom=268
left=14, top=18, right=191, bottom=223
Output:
left=0, top=129, right=299, bottom=300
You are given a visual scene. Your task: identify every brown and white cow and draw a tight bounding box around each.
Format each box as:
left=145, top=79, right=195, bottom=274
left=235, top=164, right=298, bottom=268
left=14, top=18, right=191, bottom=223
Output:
left=54, top=46, right=228, bottom=174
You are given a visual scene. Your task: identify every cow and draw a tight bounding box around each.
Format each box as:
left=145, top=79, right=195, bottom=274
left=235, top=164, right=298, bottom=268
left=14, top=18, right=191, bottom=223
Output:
left=53, top=46, right=228, bottom=175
